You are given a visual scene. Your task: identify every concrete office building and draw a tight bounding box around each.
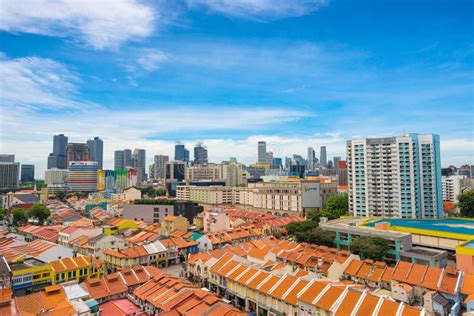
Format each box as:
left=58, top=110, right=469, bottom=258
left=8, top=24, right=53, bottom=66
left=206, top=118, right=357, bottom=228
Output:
left=44, top=168, right=69, bottom=186
left=177, top=177, right=337, bottom=215
left=258, top=141, right=267, bottom=164
left=221, top=158, right=247, bottom=186
left=114, top=149, right=134, bottom=170
left=194, top=143, right=208, bottom=164
left=307, top=147, right=315, bottom=170
left=87, top=137, right=103, bottom=169
left=0, top=161, right=20, bottom=188
left=123, top=204, right=174, bottom=223
left=133, top=148, right=146, bottom=183
left=320, top=146, right=327, bottom=168
left=150, top=155, right=169, bottom=179
left=66, top=143, right=90, bottom=167
left=347, top=133, right=443, bottom=219
left=20, top=164, right=35, bottom=182
left=185, top=164, right=222, bottom=182
left=47, top=134, right=68, bottom=169
left=442, top=175, right=466, bottom=203
left=0, top=155, right=15, bottom=163
left=68, top=161, right=98, bottom=192
left=175, top=142, right=190, bottom=162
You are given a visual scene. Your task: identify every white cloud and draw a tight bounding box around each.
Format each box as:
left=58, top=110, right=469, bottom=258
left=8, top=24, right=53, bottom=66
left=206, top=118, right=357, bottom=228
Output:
left=0, top=0, right=156, bottom=49
left=0, top=54, right=95, bottom=109
left=187, top=0, right=327, bottom=20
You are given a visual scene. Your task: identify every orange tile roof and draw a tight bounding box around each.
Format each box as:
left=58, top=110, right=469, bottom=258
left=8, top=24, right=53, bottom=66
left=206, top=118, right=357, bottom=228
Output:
left=314, top=285, right=345, bottom=311
left=298, top=281, right=329, bottom=305
left=334, top=289, right=363, bottom=316
left=270, top=275, right=299, bottom=299
left=381, top=266, right=394, bottom=283
left=247, top=271, right=270, bottom=290
left=438, top=266, right=459, bottom=295
left=406, top=264, right=428, bottom=285
left=376, top=299, right=399, bottom=316
left=401, top=305, right=423, bottom=316
left=355, top=293, right=380, bottom=316
left=284, top=279, right=309, bottom=305
left=257, top=275, right=281, bottom=293
left=235, top=267, right=259, bottom=285
left=344, top=259, right=363, bottom=276
left=420, top=266, right=442, bottom=290
left=391, top=261, right=412, bottom=282
left=355, top=260, right=373, bottom=279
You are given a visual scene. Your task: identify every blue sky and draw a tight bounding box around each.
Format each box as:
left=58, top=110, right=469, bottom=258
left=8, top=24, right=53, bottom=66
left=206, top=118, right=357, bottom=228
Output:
left=0, top=0, right=473, bottom=176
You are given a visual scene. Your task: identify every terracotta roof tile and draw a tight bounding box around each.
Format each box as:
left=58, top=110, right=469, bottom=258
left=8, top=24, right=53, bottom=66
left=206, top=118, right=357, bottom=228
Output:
left=335, top=289, right=363, bottom=316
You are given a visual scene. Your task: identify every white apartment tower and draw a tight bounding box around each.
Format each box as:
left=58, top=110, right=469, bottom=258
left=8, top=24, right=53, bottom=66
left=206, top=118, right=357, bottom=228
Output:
left=442, top=175, right=465, bottom=203
left=347, top=133, right=443, bottom=219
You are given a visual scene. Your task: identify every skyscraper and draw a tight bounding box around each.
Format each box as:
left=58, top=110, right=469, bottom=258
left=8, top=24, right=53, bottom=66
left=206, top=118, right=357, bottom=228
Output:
left=124, top=149, right=133, bottom=167
left=87, top=137, right=103, bottom=169
left=0, top=155, right=15, bottom=163
left=258, top=141, right=267, bottom=163
left=333, top=156, right=341, bottom=169
left=66, top=143, right=90, bottom=167
left=320, top=146, right=327, bottom=168
left=175, top=142, right=189, bottom=162
left=307, top=147, right=315, bottom=170
left=20, top=164, right=35, bottom=182
left=114, top=150, right=125, bottom=170
left=166, top=161, right=186, bottom=181
left=133, top=148, right=146, bottom=183
left=194, top=143, right=208, bottom=164
left=0, top=156, right=19, bottom=188
left=47, top=134, right=68, bottom=169
left=347, top=133, right=443, bottom=219
left=151, top=155, right=169, bottom=179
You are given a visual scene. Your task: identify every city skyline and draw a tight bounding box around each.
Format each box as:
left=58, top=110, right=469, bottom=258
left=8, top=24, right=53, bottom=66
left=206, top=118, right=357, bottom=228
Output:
left=1, top=0, right=473, bottom=175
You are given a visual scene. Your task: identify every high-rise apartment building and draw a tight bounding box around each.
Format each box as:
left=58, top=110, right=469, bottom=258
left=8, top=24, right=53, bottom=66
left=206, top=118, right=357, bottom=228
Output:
left=194, top=143, right=208, bottom=164
left=133, top=148, right=146, bottom=183
left=320, top=146, right=327, bottom=168
left=175, top=142, right=190, bottom=162
left=47, top=134, right=68, bottom=169
left=307, top=147, right=315, bottom=170
left=0, top=161, right=19, bottom=188
left=68, top=161, right=98, bottom=192
left=258, top=141, right=267, bottom=163
left=150, top=155, right=169, bottom=179
left=66, top=143, right=90, bottom=167
left=87, top=137, right=103, bottom=169
left=347, top=133, right=443, bottom=219
left=442, top=175, right=465, bottom=203
left=20, top=164, right=35, bottom=182
left=0, top=155, right=15, bottom=163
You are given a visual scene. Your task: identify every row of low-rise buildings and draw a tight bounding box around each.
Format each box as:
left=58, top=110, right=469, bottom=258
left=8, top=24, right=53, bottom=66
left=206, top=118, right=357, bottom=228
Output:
left=176, top=177, right=338, bottom=216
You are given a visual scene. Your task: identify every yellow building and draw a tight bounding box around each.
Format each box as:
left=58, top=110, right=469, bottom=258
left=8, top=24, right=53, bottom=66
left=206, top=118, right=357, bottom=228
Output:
left=49, top=256, right=105, bottom=284
left=10, top=257, right=52, bottom=296
left=161, top=216, right=189, bottom=236
left=103, top=218, right=141, bottom=235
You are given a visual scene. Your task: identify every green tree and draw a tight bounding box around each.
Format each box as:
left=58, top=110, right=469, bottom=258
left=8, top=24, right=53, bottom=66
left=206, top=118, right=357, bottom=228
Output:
left=458, top=190, right=474, bottom=217
left=285, top=220, right=318, bottom=235
left=321, top=193, right=349, bottom=219
left=295, top=228, right=336, bottom=247
left=27, top=204, right=51, bottom=225
left=0, top=208, right=6, bottom=221
left=12, top=208, right=28, bottom=226
left=349, top=236, right=390, bottom=261
left=55, top=190, right=67, bottom=202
